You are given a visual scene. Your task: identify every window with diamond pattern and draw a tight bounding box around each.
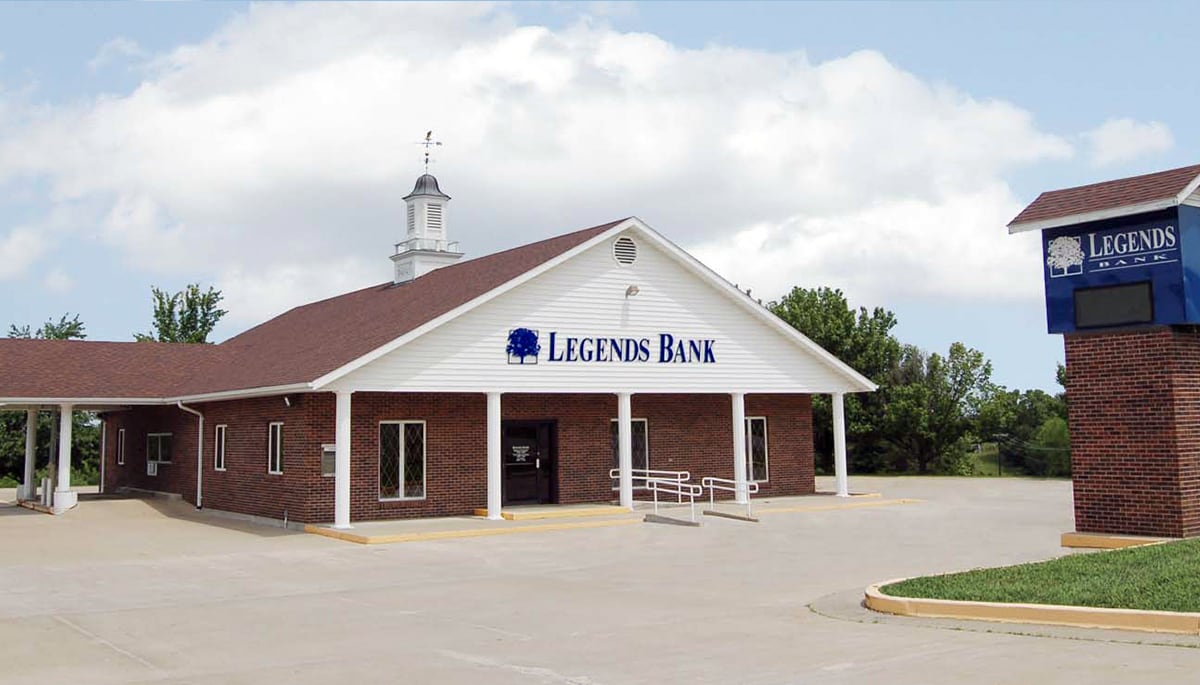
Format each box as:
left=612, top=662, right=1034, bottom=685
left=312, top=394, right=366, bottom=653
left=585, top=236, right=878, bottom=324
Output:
left=380, top=422, right=425, bottom=499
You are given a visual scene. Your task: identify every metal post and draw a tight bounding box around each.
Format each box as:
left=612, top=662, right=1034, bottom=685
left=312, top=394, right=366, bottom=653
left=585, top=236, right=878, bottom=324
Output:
left=833, top=392, right=849, bottom=497
left=617, top=392, right=634, bottom=509
left=334, top=390, right=353, bottom=529
left=487, top=392, right=502, bottom=520
left=732, top=392, right=748, bottom=504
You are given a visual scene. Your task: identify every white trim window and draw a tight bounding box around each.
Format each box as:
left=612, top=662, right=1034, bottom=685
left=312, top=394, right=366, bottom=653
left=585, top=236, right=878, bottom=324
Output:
left=609, top=418, right=649, bottom=489
left=267, top=422, right=284, bottom=475
left=746, top=417, right=769, bottom=482
left=214, top=424, right=227, bottom=471
left=379, top=421, right=426, bottom=500
left=147, top=433, right=173, bottom=464
left=116, top=428, right=126, bottom=466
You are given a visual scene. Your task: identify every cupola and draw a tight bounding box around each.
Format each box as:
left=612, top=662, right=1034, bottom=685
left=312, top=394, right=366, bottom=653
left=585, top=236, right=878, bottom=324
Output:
left=391, top=172, right=463, bottom=283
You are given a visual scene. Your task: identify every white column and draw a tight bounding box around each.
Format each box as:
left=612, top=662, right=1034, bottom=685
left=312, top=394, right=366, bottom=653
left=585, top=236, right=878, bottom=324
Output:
left=833, top=392, right=849, bottom=497
left=22, top=409, right=37, bottom=501
left=617, top=392, right=634, bottom=509
left=487, top=392, right=502, bottom=520
left=53, top=403, right=77, bottom=513
left=732, top=392, right=748, bottom=504
left=334, top=390, right=353, bottom=529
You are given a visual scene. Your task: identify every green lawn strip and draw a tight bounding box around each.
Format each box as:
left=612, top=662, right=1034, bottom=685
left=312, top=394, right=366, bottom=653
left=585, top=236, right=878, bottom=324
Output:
left=882, top=538, right=1200, bottom=613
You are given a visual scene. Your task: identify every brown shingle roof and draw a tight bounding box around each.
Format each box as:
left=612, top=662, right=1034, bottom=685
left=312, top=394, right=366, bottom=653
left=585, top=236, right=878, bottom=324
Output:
left=0, top=338, right=225, bottom=400
left=0, top=219, right=625, bottom=401
left=1009, top=164, right=1200, bottom=230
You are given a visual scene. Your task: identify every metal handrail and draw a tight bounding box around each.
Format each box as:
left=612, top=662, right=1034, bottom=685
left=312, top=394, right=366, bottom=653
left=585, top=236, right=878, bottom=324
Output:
left=701, top=476, right=759, bottom=518
left=608, top=468, right=692, bottom=502
left=646, top=478, right=703, bottom=522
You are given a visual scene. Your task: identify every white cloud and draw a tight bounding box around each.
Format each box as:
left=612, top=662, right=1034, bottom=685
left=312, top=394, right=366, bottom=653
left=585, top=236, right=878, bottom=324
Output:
left=43, top=267, right=74, bottom=293
left=87, top=37, right=147, bottom=72
left=0, top=4, right=1074, bottom=334
left=0, top=227, right=48, bottom=280
left=1084, top=118, right=1173, bottom=167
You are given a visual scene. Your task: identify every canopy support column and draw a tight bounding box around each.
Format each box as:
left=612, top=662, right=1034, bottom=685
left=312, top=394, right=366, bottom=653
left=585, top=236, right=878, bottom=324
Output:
left=334, top=390, right=353, bottom=529
left=53, top=404, right=77, bottom=514
left=20, top=409, right=37, bottom=501
left=487, top=392, right=502, bottom=520
left=732, top=392, right=749, bottom=504
left=833, top=392, right=849, bottom=497
left=617, top=392, right=634, bottom=510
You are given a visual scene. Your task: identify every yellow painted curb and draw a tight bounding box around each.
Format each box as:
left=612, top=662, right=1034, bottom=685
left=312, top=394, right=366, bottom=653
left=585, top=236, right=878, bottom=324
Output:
left=865, top=579, right=1200, bottom=635
left=305, top=516, right=639, bottom=545
left=759, top=498, right=922, bottom=515
left=469, top=505, right=629, bottom=521
left=1061, top=531, right=1171, bottom=549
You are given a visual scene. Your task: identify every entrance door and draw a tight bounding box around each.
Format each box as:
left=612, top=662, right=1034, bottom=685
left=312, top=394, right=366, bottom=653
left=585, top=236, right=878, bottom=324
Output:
left=502, top=420, right=556, bottom=505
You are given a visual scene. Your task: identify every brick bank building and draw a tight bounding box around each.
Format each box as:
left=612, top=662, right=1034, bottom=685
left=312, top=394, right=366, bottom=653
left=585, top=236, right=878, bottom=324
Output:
left=2, top=173, right=874, bottom=527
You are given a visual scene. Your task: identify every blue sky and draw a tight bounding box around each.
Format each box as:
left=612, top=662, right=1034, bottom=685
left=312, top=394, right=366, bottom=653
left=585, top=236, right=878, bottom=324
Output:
left=0, top=2, right=1194, bottom=392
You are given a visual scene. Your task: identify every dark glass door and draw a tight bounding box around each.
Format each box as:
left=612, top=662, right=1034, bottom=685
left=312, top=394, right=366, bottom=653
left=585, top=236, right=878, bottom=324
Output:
left=502, top=421, right=555, bottom=505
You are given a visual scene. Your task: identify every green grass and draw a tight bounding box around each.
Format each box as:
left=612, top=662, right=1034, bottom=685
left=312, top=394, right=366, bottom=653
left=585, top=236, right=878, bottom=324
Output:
left=883, top=539, right=1200, bottom=613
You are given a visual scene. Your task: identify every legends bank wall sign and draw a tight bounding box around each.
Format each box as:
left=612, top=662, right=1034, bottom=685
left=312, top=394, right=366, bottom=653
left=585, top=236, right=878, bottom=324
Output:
left=1045, top=222, right=1178, bottom=279
left=506, top=328, right=716, bottom=365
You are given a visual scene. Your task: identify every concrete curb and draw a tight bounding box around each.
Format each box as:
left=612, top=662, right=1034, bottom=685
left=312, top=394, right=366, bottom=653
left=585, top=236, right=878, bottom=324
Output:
left=865, top=578, right=1200, bottom=635
left=1061, top=531, right=1171, bottom=549
left=305, top=517, right=639, bottom=545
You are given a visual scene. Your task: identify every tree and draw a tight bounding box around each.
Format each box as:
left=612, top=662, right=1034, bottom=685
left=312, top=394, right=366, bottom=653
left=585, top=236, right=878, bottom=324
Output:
left=1027, top=416, right=1071, bottom=477
left=135, top=284, right=227, bottom=343
left=768, top=287, right=902, bottom=473
left=882, top=342, right=994, bottom=474
left=2, top=315, right=98, bottom=484
left=8, top=313, right=86, bottom=340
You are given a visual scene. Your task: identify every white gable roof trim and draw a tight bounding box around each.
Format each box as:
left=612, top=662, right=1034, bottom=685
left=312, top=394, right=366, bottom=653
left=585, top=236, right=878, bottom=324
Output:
left=314, top=218, right=877, bottom=394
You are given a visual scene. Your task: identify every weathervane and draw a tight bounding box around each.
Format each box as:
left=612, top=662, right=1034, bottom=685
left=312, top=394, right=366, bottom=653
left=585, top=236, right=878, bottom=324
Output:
left=418, top=130, right=443, bottom=173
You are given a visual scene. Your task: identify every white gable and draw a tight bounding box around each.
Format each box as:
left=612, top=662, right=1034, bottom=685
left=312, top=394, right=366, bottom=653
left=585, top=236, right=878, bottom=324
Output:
left=328, top=223, right=872, bottom=395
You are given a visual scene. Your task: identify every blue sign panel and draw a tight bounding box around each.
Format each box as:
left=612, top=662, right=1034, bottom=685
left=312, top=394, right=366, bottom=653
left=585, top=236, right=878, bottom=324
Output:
left=506, top=329, right=717, bottom=364
left=1042, top=209, right=1190, bottom=333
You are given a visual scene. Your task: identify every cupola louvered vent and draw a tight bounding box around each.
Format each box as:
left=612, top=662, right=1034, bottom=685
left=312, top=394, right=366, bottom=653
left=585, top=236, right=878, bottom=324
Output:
left=612, top=236, right=638, bottom=265
left=407, top=204, right=416, bottom=234
left=427, top=203, right=443, bottom=234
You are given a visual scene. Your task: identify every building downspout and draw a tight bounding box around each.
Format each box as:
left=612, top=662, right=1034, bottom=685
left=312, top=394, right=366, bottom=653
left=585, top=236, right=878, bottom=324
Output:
left=177, top=401, right=204, bottom=509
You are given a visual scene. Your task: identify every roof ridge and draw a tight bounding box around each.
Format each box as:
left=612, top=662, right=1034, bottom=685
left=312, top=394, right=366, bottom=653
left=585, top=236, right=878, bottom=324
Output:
left=1040, top=163, right=1200, bottom=196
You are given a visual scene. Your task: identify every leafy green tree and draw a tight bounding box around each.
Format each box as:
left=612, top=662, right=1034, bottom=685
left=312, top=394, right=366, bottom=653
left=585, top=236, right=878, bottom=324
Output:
left=135, top=283, right=227, bottom=343
left=882, top=342, right=994, bottom=474
left=1026, top=416, right=1071, bottom=476
left=2, top=315, right=98, bottom=482
left=768, top=287, right=902, bottom=473
left=8, top=313, right=86, bottom=340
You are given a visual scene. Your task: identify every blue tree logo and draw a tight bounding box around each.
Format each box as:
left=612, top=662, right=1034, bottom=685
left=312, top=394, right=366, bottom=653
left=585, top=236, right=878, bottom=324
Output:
left=507, top=328, right=540, bottom=364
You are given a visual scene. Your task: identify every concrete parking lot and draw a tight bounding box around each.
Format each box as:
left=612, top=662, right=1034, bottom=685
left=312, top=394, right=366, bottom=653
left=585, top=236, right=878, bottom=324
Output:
left=3, top=476, right=1198, bottom=684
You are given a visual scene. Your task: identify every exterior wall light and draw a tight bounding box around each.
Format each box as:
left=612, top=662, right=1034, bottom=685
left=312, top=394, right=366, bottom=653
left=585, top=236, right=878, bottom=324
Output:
left=625, top=285, right=640, bottom=298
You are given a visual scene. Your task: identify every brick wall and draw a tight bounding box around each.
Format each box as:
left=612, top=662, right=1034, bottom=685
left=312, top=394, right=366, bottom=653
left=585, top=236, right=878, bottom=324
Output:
left=106, top=391, right=815, bottom=524
left=1064, top=326, right=1200, bottom=537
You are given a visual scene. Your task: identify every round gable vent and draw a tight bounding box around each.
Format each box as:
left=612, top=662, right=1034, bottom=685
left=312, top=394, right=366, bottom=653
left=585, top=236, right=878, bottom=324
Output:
left=612, top=236, right=638, bottom=265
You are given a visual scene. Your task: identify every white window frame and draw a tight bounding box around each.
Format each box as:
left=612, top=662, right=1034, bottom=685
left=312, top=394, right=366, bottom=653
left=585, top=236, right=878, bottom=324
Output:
left=609, top=417, right=650, bottom=490
left=320, top=443, right=336, bottom=478
left=745, top=416, right=769, bottom=483
left=267, top=422, right=284, bottom=475
left=214, top=424, right=227, bottom=471
left=146, top=433, right=173, bottom=464
left=378, top=420, right=426, bottom=502
left=116, top=428, right=126, bottom=466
